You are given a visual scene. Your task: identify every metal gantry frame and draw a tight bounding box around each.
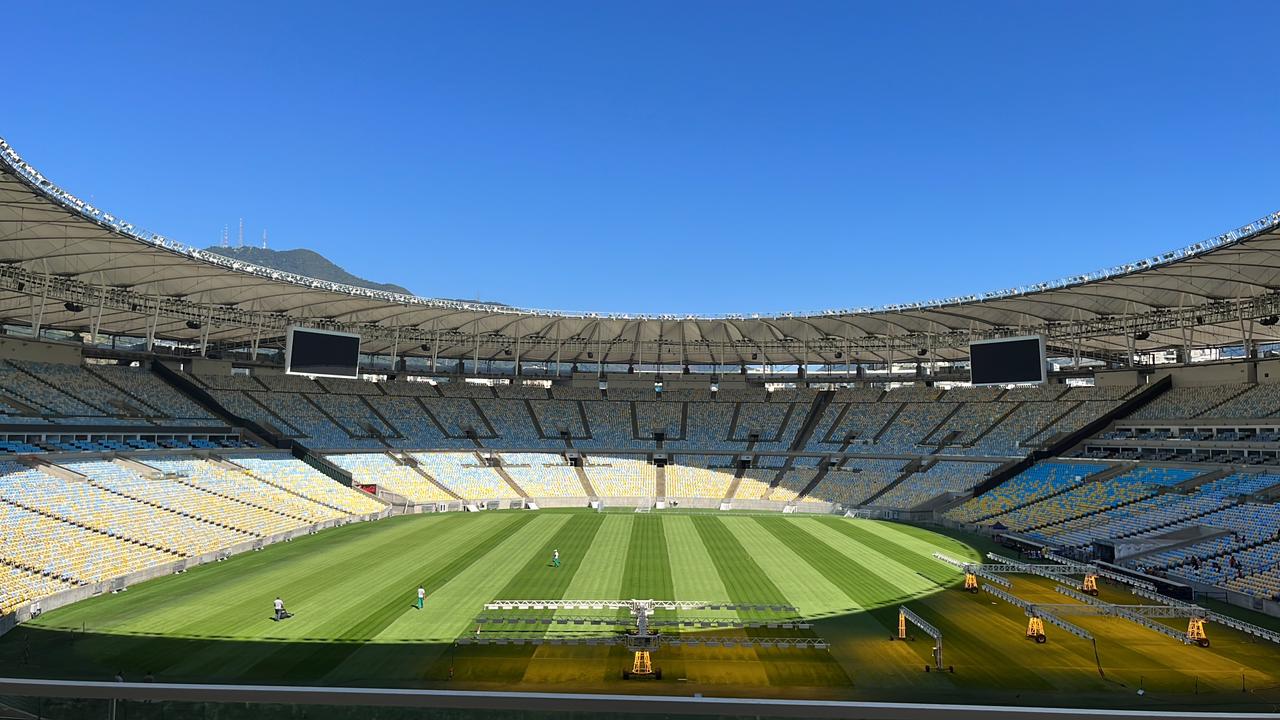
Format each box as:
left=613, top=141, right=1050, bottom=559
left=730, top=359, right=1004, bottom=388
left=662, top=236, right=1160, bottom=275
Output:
left=896, top=606, right=945, bottom=671
left=466, top=599, right=828, bottom=679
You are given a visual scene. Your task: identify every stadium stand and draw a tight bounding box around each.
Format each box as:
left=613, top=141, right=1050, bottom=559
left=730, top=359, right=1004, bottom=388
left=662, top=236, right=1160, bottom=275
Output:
left=871, top=461, right=999, bottom=510
left=499, top=453, right=583, bottom=497
left=665, top=456, right=736, bottom=498
left=412, top=452, right=520, bottom=500
left=328, top=453, right=456, bottom=503
left=582, top=456, right=657, bottom=497
left=808, top=458, right=905, bottom=506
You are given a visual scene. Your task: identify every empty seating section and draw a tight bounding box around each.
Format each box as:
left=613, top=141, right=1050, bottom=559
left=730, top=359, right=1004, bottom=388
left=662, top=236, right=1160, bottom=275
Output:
left=499, top=453, right=584, bottom=497
left=769, top=469, right=816, bottom=502
left=232, top=455, right=387, bottom=515
left=0, top=462, right=248, bottom=556
left=0, top=362, right=102, bottom=417
left=732, top=403, right=789, bottom=441
left=1023, top=401, right=1120, bottom=445
left=89, top=365, right=219, bottom=422
left=436, top=382, right=493, bottom=398
left=973, top=401, right=1070, bottom=455
left=868, top=402, right=956, bottom=454
left=252, top=392, right=378, bottom=448
left=665, top=456, right=735, bottom=498
left=328, top=453, right=455, bottom=502
left=365, top=396, right=467, bottom=449
left=583, top=457, right=656, bottom=497
left=634, top=402, right=682, bottom=439
left=990, top=466, right=1199, bottom=541
left=733, top=469, right=776, bottom=500
left=1130, top=384, right=1250, bottom=420
left=873, top=461, right=998, bottom=510
left=428, top=398, right=490, bottom=437
left=203, top=390, right=295, bottom=433
left=749, top=411, right=804, bottom=452
left=381, top=380, right=440, bottom=397
left=947, top=461, right=1103, bottom=523
left=579, top=402, right=646, bottom=449
left=0, top=500, right=174, bottom=583
left=1208, top=383, right=1280, bottom=419
left=474, top=399, right=557, bottom=448
left=309, top=393, right=396, bottom=437
left=255, top=374, right=321, bottom=393
left=316, top=377, right=382, bottom=395
left=550, top=386, right=600, bottom=401
left=809, top=459, right=905, bottom=505
left=144, top=457, right=344, bottom=524
left=412, top=452, right=519, bottom=499
left=494, top=384, right=549, bottom=400
left=21, top=361, right=153, bottom=416
left=1, top=564, right=74, bottom=615
left=926, top=402, right=1015, bottom=447
left=807, top=403, right=899, bottom=450
left=65, top=460, right=304, bottom=538
left=528, top=401, right=586, bottom=437
left=668, top=403, right=735, bottom=450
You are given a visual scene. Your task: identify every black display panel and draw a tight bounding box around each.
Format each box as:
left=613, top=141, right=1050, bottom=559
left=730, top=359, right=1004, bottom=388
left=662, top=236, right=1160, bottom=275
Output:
left=286, top=327, right=361, bottom=379
left=969, top=335, right=1045, bottom=386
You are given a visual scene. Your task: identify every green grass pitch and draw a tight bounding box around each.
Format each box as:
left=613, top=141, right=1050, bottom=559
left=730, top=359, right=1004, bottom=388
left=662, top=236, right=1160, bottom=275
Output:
left=1, top=510, right=1278, bottom=711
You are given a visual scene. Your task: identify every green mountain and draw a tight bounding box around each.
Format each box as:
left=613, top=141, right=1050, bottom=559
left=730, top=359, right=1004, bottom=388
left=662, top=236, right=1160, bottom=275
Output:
left=204, top=246, right=415, bottom=296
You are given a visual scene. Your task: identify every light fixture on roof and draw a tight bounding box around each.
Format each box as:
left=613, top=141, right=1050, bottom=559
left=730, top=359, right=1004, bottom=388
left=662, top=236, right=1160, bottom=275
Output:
left=63, top=302, right=84, bottom=313
left=186, top=320, right=202, bottom=330
left=1260, top=316, right=1279, bottom=326
left=1133, top=331, right=1151, bottom=341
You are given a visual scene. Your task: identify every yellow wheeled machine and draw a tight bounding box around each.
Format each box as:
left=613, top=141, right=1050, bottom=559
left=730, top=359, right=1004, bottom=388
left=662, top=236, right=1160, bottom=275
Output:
left=1187, top=617, right=1210, bottom=647
left=1083, top=574, right=1099, bottom=596
left=1026, top=616, right=1047, bottom=643
left=963, top=572, right=979, bottom=593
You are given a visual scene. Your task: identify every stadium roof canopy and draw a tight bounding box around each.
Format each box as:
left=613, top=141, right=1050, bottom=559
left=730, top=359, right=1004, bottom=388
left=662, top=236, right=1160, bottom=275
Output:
left=2, top=136, right=1280, bottom=367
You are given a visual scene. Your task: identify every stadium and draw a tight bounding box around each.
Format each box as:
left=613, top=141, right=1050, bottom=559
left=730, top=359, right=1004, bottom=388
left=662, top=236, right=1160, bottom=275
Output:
left=2, top=129, right=1280, bottom=719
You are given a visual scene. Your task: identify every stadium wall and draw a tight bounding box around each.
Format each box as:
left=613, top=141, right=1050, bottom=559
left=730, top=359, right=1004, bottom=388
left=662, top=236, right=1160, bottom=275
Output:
left=0, top=336, right=80, bottom=365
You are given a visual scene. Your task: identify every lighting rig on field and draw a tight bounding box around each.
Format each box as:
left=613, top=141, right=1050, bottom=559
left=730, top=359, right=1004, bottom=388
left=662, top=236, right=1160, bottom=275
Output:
left=894, top=605, right=946, bottom=671
left=932, top=552, right=1105, bottom=595
left=462, top=599, right=829, bottom=679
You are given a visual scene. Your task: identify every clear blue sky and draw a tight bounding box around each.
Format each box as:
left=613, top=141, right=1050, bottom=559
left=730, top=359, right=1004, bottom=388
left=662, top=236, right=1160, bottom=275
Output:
left=7, top=2, right=1279, bottom=315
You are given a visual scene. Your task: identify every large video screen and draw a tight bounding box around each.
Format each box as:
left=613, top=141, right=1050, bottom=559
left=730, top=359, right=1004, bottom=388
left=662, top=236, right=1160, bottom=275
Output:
left=286, top=326, right=361, bottom=379
left=969, top=335, right=1045, bottom=386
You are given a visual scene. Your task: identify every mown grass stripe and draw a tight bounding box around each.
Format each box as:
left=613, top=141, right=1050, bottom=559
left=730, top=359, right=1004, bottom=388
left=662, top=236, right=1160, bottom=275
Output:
left=791, top=520, right=945, bottom=598
left=239, top=512, right=542, bottom=681
left=701, top=516, right=852, bottom=687
left=619, top=514, right=674, bottom=601
left=325, top=512, right=580, bottom=685
left=815, top=518, right=968, bottom=586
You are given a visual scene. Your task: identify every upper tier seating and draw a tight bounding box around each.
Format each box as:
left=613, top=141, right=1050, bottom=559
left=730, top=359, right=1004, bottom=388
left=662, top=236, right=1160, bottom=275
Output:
left=1129, top=384, right=1252, bottom=421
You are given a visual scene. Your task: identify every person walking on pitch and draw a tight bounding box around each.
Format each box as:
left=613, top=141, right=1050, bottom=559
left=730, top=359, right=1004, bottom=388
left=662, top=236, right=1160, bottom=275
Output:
left=416, top=586, right=425, bottom=609
left=552, top=549, right=561, bottom=568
